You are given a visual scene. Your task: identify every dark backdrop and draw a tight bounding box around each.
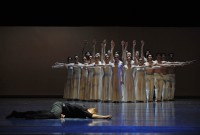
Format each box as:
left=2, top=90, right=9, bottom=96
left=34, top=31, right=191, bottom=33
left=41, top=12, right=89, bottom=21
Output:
left=0, top=27, right=199, bottom=97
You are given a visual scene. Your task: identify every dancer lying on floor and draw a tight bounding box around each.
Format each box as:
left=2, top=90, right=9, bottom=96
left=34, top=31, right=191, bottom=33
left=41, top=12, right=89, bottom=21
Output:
left=6, top=101, right=112, bottom=119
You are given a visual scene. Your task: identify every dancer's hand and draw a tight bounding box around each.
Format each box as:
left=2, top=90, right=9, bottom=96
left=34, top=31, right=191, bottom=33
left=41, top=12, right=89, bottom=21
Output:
left=60, top=114, right=65, bottom=118
left=105, top=115, right=112, bottom=119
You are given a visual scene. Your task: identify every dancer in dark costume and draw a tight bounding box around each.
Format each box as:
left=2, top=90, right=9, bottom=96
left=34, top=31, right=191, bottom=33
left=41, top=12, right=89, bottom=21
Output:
left=6, top=101, right=112, bottom=119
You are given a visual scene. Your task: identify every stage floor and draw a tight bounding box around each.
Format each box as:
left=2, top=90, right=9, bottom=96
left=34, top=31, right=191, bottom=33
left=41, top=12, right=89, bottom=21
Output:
left=0, top=98, right=200, bottom=134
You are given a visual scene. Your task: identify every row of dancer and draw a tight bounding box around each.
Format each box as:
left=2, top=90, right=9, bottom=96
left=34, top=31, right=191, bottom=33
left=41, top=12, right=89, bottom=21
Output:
left=52, top=40, right=195, bottom=102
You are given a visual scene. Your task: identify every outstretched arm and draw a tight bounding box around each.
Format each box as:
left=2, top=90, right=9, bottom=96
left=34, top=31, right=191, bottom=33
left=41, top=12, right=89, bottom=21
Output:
left=52, top=62, right=65, bottom=68
left=92, top=114, right=112, bottom=119
left=165, top=60, right=195, bottom=67
left=60, top=113, right=112, bottom=119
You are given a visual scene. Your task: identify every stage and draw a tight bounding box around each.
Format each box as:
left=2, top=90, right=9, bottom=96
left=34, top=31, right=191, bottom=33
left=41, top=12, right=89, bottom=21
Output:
left=0, top=98, right=200, bottom=134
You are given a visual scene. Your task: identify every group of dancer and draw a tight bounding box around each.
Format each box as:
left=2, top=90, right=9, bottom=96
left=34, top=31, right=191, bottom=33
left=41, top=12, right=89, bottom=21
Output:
left=52, top=40, right=194, bottom=103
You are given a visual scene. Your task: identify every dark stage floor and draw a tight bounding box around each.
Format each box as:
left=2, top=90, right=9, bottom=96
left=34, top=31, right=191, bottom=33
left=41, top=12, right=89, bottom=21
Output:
left=0, top=98, right=200, bottom=135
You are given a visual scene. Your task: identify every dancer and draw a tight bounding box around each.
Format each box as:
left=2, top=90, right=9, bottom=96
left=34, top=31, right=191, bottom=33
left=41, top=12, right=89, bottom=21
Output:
left=6, top=101, right=112, bottom=119
left=79, top=56, right=89, bottom=100
left=102, top=54, right=113, bottom=102
left=134, top=58, right=147, bottom=102
left=111, top=41, right=124, bottom=102
left=123, top=56, right=135, bottom=102
left=72, top=55, right=82, bottom=100
left=144, top=54, right=157, bottom=102
left=52, top=57, right=74, bottom=100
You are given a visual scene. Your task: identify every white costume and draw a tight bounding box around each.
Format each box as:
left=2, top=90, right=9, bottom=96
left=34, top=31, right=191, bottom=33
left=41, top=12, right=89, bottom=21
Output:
left=162, top=74, right=170, bottom=101
left=87, top=64, right=95, bottom=101
left=154, top=60, right=164, bottom=101
left=63, top=63, right=74, bottom=99
left=112, top=62, right=124, bottom=102
left=144, top=61, right=157, bottom=102
left=102, top=64, right=113, bottom=102
left=72, top=63, right=82, bottom=100
left=145, top=74, right=154, bottom=102
left=79, top=64, right=88, bottom=100
left=93, top=64, right=104, bottom=101
left=154, top=73, right=164, bottom=101
left=123, top=64, right=135, bottom=102
left=168, top=73, right=175, bottom=100
left=134, top=66, right=147, bottom=102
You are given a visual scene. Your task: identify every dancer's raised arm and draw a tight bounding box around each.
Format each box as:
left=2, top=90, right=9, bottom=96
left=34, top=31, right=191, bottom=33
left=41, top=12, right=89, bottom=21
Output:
left=132, top=40, right=136, bottom=62
left=92, top=39, right=96, bottom=63
left=141, top=40, right=145, bottom=60
left=110, top=40, right=115, bottom=63
left=121, top=40, right=125, bottom=63
left=101, top=39, right=106, bottom=64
